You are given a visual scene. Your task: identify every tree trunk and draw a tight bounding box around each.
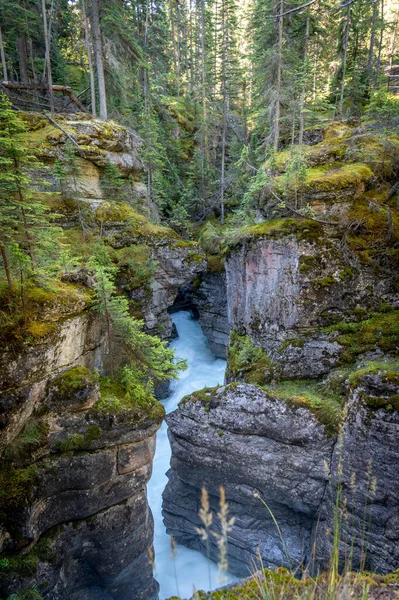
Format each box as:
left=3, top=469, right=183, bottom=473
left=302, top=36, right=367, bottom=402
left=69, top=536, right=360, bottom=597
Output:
left=375, top=0, right=384, bottom=81
left=82, top=0, right=96, bottom=117
left=388, top=7, right=399, bottom=69
left=274, top=0, right=284, bottom=152
left=298, top=17, right=310, bottom=148
left=0, top=242, right=13, bottom=290
left=0, top=27, right=8, bottom=81
left=17, top=36, right=29, bottom=82
left=367, top=1, right=378, bottom=81
left=91, top=0, right=107, bottom=120
left=339, top=4, right=350, bottom=118
left=41, top=0, right=54, bottom=112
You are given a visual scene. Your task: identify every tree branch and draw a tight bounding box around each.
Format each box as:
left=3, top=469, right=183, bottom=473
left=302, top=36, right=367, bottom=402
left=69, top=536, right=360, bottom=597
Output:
left=267, top=0, right=316, bottom=19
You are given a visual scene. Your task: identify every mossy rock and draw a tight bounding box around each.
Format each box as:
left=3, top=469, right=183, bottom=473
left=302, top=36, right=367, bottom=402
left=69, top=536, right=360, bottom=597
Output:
left=228, top=331, right=275, bottom=385
left=206, top=255, right=225, bottom=273
left=95, top=202, right=146, bottom=225
left=50, top=366, right=98, bottom=399
left=347, top=360, right=399, bottom=412
left=0, top=466, right=38, bottom=536
left=325, top=310, right=399, bottom=364
left=262, top=379, right=342, bottom=435
left=226, top=218, right=323, bottom=251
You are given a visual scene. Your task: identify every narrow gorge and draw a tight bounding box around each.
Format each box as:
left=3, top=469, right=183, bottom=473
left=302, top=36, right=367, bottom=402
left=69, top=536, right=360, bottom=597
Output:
left=1, top=87, right=399, bottom=600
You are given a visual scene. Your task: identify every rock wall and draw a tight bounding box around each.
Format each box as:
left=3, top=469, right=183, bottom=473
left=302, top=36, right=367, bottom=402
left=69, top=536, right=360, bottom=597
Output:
left=163, top=383, right=333, bottom=576
left=193, top=271, right=229, bottom=358
left=225, top=225, right=398, bottom=380
left=163, top=367, right=399, bottom=577
left=0, top=296, right=162, bottom=599
left=315, top=369, right=399, bottom=574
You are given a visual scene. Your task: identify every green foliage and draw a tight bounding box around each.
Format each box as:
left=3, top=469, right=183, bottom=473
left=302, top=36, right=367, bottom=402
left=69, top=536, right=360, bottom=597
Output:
left=52, top=366, right=98, bottom=398
left=365, top=90, right=399, bottom=126
left=325, top=310, right=399, bottom=364
left=88, top=255, right=186, bottom=405
left=228, top=331, right=275, bottom=385
left=263, top=380, right=342, bottom=435
left=2, top=419, right=48, bottom=464
left=0, top=95, right=62, bottom=289
left=100, top=164, right=126, bottom=201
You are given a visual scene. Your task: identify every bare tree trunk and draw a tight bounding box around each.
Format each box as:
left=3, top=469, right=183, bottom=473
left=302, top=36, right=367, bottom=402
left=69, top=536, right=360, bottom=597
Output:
left=274, top=0, right=284, bottom=152
left=200, top=0, right=209, bottom=168
left=0, top=242, right=13, bottom=290
left=82, top=0, right=96, bottom=117
left=91, top=0, right=107, bottom=120
left=298, top=17, right=310, bottom=148
left=375, top=0, right=384, bottom=81
left=367, top=1, right=378, bottom=81
left=168, top=0, right=180, bottom=96
left=339, top=4, right=350, bottom=118
left=220, top=0, right=230, bottom=225
left=41, top=0, right=54, bottom=112
left=0, top=27, right=8, bottom=81
left=17, top=36, right=29, bottom=82
left=388, top=5, right=399, bottom=69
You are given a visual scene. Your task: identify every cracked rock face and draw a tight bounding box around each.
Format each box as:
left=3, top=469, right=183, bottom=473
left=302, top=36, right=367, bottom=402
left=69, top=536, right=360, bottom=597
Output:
left=0, top=306, right=161, bottom=600
left=193, top=271, right=229, bottom=358
left=163, top=374, right=399, bottom=577
left=315, top=373, right=399, bottom=574
left=225, top=236, right=396, bottom=379
left=162, top=383, right=334, bottom=576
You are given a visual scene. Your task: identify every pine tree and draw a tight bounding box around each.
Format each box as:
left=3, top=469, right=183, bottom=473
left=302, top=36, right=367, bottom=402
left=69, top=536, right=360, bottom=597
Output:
left=88, top=253, right=186, bottom=400
left=0, top=94, right=61, bottom=289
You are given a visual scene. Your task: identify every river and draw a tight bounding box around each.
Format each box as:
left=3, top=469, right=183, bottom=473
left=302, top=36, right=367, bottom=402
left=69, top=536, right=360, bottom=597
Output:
left=147, top=311, right=237, bottom=599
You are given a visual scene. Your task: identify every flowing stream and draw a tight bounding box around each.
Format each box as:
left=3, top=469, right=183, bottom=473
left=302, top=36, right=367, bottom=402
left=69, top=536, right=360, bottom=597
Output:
left=147, top=311, right=237, bottom=599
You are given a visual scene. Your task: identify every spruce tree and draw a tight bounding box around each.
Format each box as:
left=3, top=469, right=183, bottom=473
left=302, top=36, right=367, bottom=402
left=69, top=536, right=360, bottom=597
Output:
left=0, top=94, right=61, bottom=290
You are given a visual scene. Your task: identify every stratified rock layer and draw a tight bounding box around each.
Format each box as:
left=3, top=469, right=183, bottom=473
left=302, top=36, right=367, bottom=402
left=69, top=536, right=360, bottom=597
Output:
left=163, top=368, right=399, bottom=577
left=193, top=271, right=229, bottom=358
left=0, top=300, right=162, bottom=599
left=163, top=383, right=334, bottom=576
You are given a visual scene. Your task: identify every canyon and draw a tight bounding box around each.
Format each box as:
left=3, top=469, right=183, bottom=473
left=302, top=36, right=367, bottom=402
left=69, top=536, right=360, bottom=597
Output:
left=1, top=114, right=399, bottom=600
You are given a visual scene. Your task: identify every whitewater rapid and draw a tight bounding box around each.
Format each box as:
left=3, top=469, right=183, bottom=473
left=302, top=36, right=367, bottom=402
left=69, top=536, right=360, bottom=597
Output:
left=147, top=311, right=237, bottom=599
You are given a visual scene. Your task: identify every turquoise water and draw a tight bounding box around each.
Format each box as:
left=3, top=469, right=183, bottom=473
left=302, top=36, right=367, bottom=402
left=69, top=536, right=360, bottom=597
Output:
left=147, top=311, right=237, bottom=599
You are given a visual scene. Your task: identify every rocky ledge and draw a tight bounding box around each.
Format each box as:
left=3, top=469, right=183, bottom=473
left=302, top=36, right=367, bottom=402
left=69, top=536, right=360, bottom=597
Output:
left=163, top=362, right=399, bottom=577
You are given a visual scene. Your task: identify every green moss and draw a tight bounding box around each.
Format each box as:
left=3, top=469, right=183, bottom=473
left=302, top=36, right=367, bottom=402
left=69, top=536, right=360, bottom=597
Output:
left=179, top=386, right=220, bottom=406
left=227, top=218, right=323, bottom=251
left=25, top=321, right=57, bottom=339
left=83, top=425, right=103, bottom=443
left=95, top=202, right=146, bottom=225
left=56, top=433, right=85, bottom=453
left=206, top=255, right=225, bottom=273
left=298, top=255, right=319, bottom=274
left=52, top=366, right=98, bottom=398
left=325, top=310, right=399, bottom=364
left=95, top=376, right=165, bottom=422
left=0, top=466, right=38, bottom=535
left=278, top=338, right=305, bottom=354
left=312, top=275, right=337, bottom=288
left=346, top=360, right=399, bottom=411
left=228, top=331, right=275, bottom=385
left=0, top=527, right=58, bottom=583
left=135, top=221, right=179, bottom=240
left=174, top=240, right=197, bottom=249
left=185, top=251, right=205, bottom=264
left=2, top=419, right=48, bottom=464
left=302, top=163, right=373, bottom=191
left=347, top=197, right=399, bottom=251
left=263, top=380, right=342, bottom=435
